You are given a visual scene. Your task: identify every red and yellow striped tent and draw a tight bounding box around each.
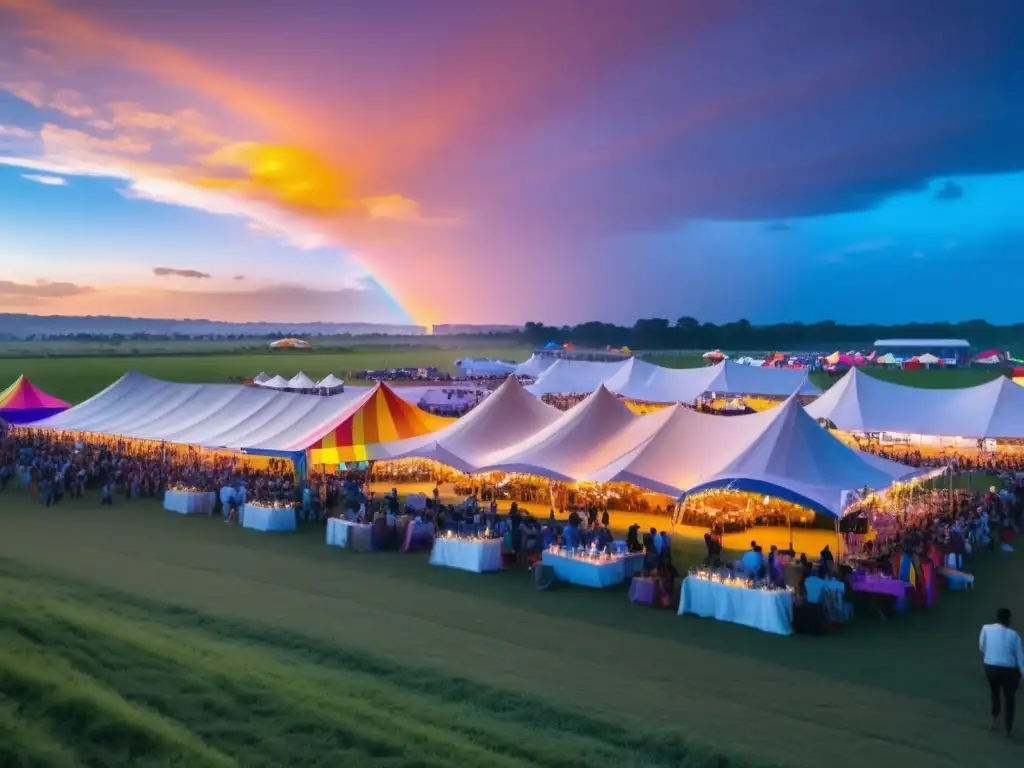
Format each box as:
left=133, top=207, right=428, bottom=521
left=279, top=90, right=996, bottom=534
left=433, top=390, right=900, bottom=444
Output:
left=307, top=383, right=454, bottom=464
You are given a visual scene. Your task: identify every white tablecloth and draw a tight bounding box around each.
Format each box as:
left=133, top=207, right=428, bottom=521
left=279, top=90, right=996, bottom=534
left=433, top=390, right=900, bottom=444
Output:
left=541, top=551, right=635, bottom=588
left=679, top=578, right=793, bottom=636
left=326, top=518, right=373, bottom=550
left=242, top=504, right=297, bottom=532
left=429, top=538, right=503, bottom=573
left=163, top=490, right=216, bottom=515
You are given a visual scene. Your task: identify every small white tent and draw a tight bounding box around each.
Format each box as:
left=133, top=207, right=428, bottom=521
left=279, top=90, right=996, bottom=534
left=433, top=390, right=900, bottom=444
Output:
left=252, top=371, right=271, bottom=384
left=316, top=374, right=345, bottom=390
left=260, top=375, right=290, bottom=390
left=456, top=358, right=518, bottom=377
left=515, top=353, right=556, bottom=378
left=288, top=371, right=316, bottom=390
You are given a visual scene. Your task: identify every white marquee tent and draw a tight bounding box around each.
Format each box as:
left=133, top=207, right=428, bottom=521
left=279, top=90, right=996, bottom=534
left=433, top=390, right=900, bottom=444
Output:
left=287, top=371, right=316, bottom=390
left=515, top=353, right=557, bottom=378
left=527, top=357, right=820, bottom=401
left=30, top=371, right=369, bottom=453
left=252, top=371, right=271, bottom=384
left=316, top=374, right=345, bottom=390
left=586, top=396, right=922, bottom=516
left=260, top=375, right=290, bottom=390
left=805, top=367, right=1024, bottom=439
left=385, top=376, right=562, bottom=472
left=455, top=358, right=518, bottom=377
left=476, top=385, right=665, bottom=480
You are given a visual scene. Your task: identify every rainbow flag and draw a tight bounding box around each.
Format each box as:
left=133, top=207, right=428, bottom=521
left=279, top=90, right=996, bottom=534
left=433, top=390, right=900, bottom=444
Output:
left=307, top=383, right=453, bottom=464
left=0, top=376, right=69, bottom=424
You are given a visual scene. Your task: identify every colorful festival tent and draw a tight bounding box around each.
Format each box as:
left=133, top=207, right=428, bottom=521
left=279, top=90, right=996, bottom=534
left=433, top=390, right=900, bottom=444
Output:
left=304, top=383, right=453, bottom=464
left=269, top=338, right=312, bottom=349
left=0, top=375, right=69, bottom=424
left=585, top=396, right=923, bottom=517
left=806, top=367, right=1024, bottom=438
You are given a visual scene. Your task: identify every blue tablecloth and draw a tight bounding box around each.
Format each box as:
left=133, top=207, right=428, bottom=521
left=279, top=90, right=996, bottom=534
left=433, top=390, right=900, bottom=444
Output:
left=679, top=578, right=793, bottom=636
left=163, top=490, right=216, bottom=515
left=541, top=551, right=634, bottom=588
left=242, top=504, right=297, bottom=532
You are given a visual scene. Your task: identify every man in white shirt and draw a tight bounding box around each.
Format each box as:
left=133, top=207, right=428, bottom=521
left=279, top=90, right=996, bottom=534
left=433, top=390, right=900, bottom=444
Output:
left=979, top=608, right=1024, bottom=736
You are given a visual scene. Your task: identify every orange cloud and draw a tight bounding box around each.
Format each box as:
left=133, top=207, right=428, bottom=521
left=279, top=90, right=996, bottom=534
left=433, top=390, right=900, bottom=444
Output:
left=106, top=102, right=225, bottom=147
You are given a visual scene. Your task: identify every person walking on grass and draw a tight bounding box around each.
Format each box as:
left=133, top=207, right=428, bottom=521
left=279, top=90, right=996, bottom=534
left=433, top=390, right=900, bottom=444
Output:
left=980, top=607, right=1024, bottom=737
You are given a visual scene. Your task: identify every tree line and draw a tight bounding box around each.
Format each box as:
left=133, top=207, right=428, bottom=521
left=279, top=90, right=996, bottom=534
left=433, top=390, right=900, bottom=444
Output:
left=512, top=318, right=1023, bottom=352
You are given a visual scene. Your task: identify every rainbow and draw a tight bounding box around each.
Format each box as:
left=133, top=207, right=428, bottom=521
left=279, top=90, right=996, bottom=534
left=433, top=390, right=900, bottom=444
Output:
left=307, top=383, right=452, bottom=464
left=0, top=375, right=69, bottom=424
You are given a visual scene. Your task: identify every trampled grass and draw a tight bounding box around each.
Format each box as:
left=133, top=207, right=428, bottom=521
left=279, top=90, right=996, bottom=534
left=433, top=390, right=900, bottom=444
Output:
left=0, top=497, right=1020, bottom=767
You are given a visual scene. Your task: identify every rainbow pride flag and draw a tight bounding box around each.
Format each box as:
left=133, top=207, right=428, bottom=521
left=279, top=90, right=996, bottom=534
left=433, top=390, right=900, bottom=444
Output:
left=0, top=375, right=70, bottom=424
left=307, top=383, right=452, bottom=464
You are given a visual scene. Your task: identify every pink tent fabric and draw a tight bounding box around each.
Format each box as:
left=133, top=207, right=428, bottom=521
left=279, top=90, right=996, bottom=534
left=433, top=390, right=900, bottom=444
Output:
left=0, top=375, right=70, bottom=424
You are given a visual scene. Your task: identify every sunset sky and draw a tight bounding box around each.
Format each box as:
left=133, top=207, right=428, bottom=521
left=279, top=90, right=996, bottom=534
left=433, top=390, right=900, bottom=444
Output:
left=1, top=0, right=1022, bottom=328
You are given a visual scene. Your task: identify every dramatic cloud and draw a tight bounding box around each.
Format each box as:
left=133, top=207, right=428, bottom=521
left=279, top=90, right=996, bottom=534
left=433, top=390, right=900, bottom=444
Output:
left=0, top=125, right=35, bottom=139
left=152, top=267, right=211, bottom=279
left=933, top=181, right=964, bottom=202
left=0, top=279, right=93, bottom=298
left=21, top=173, right=66, bottom=185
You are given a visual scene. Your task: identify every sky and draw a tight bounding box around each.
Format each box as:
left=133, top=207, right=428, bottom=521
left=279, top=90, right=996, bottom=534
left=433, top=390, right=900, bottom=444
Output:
left=1, top=0, right=1023, bottom=329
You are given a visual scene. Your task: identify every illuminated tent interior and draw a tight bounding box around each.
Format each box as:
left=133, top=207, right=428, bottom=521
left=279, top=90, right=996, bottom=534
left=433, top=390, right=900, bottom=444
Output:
left=584, top=396, right=924, bottom=517
left=384, top=375, right=562, bottom=472
left=805, top=367, right=1024, bottom=439
left=0, top=375, right=70, bottom=424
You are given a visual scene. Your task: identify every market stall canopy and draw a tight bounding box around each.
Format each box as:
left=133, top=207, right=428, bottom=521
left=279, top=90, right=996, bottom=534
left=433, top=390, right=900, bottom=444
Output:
left=0, top=375, right=70, bottom=424
left=916, top=353, right=940, bottom=365
left=875, top=353, right=897, bottom=365
left=703, top=349, right=727, bottom=359
left=315, top=374, right=345, bottom=389
left=27, top=371, right=368, bottom=450
left=476, top=384, right=665, bottom=480
left=805, top=367, right=1024, bottom=438
left=260, top=375, right=290, bottom=389
left=252, top=371, right=271, bottom=384
left=514, top=353, right=556, bottom=378
left=586, top=396, right=920, bottom=517
left=384, top=375, right=562, bottom=472
left=287, top=371, right=316, bottom=389
left=303, top=382, right=453, bottom=464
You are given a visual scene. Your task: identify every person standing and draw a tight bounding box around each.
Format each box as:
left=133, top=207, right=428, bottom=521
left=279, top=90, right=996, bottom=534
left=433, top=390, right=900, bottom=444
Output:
left=979, top=608, right=1024, bottom=737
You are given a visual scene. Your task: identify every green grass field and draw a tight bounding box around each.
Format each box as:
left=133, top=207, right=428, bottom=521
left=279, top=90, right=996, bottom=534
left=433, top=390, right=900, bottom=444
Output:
left=0, top=347, right=530, bottom=404
left=0, top=493, right=1020, bottom=767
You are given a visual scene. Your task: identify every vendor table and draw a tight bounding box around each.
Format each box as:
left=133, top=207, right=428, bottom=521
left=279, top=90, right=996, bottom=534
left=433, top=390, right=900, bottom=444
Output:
left=163, top=490, right=216, bottom=516
left=242, top=503, right=297, bottom=533
left=628, top=576, right=658, bottom=605
left=850, top=573, right=911, bottom=616
left=429, top=537, right=503, bottom=573
left=326, top=518, right=373, bottom=551
left=679, top=577, right=794, bottom=636
left=541, top=551, right=642, bottom=588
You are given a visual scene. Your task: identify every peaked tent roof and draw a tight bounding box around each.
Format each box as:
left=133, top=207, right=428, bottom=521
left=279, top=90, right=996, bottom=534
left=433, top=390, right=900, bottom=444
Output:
left=303, top=382, right=453, bottom=463
left=288, top=371, right=316, bottom=389
left=0, top=375, right=70, bottom=424
left=476, top=384, right=664, bottom=480
left=805, top=367, right=1024, bottom=438
left=525, top=358, right=629, bottom=395
left=515, top=353, right=556, bottom=378
left=384, top=375, right=563, bottom=472
left=252, top=371, right=271, bottom=384
left=260, top=375, right=290, bottom=389
left=705, top=360, right=821, bottom=397
left=316, top=373, right=345, bottom=388
left=28, top=371, right=369, bottom=450
left=589, top=396, right=919, bottom=516
left=605, top=358, right=719, bottom=403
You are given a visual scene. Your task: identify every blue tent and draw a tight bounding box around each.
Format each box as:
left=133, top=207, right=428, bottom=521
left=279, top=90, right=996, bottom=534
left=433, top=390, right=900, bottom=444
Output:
left=543, top=341, right=561, bottom=350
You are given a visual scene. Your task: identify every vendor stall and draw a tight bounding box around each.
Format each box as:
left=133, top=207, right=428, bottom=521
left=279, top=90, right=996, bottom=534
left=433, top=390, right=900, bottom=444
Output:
left=326, top=518, right=373, bottom=551
left=541, top=547, right=644, bottom=588
left=679, top=572, right=794, bottom=635
left=242, top=502, right=297, bottom=532
left=163, top=488, right=216, bottom=516
left=429, top=533, right=504, bottom=573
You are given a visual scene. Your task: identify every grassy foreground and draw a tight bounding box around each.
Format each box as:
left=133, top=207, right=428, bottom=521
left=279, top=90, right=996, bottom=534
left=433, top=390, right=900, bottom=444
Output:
left=0, top=497, right=1021, bottom=767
